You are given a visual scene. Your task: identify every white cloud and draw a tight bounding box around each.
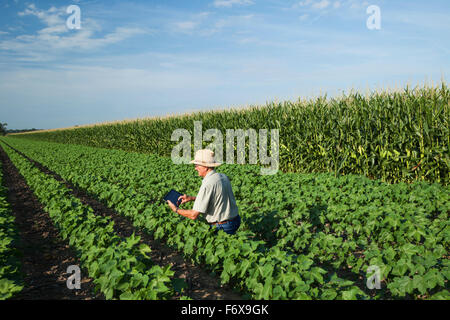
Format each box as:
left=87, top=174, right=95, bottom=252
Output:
left=299, top=14, right=309, bottom=21
left=298, top=0, right=313, bottom=6
left=173, top=21, right=199, bottom=33
left=213, top=0, right=254, bottom=8
left=18, top=4, right=66, bottom=32
left=297, top=0, right=343, bottom=10
left=0, top=26, right=147, bottom=52
left=312, top=0, right=330, bottom=10
left=171, top=10, right=219, bottom=34
left=170, top=12, right=210, bottom=35
left=170, top=13, right=254, bottom=37
left=348, top=0, right=369, bottom=10
left=0, top=4, right=150, bottom=59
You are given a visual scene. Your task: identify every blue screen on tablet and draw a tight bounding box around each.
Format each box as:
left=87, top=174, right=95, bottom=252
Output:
left=163, top=189, right=183, bottom=207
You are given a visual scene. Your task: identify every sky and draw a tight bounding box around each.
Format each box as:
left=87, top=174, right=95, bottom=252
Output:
left=0, top=0, right=449, bottom=130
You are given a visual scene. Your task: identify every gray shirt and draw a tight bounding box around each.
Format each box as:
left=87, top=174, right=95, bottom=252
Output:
left=193, top=170, right=239, bottom=223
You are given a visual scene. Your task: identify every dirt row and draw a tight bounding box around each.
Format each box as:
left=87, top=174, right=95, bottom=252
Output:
left=0, top=143, right=243, bottom=300
left=0, top=146, right=102, bottom=300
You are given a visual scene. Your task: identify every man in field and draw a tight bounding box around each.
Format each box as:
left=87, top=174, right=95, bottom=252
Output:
left=166, top=149, right=241, bottom=235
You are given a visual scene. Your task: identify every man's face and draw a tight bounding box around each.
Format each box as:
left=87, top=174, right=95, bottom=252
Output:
left=194, top=164, right=209, bottom=177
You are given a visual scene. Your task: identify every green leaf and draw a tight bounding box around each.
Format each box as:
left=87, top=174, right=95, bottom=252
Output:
left=429, top=290, right=450, bottom=300
left=139, top=244, right=152, bottom=258
left=119, top=291, right=135, bottom=300
left=262, top=277, right=273, bottom=300
left=321, top=289, right=338, bottom=300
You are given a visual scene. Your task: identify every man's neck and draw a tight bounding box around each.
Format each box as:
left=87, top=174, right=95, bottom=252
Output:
left=203, top=168, right=214, bottom=178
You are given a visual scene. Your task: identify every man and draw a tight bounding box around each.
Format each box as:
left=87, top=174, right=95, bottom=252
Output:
left=166, top=149, right=241, bottom=235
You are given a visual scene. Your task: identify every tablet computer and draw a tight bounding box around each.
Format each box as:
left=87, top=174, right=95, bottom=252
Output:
left=163, top=189, right=183, bottom=208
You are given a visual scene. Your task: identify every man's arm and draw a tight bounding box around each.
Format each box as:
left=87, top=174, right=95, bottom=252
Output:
left=167, top=200, right=201, bottom=220
left=176, top=208, right=201, bottom=220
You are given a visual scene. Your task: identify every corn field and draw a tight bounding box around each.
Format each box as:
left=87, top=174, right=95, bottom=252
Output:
left=12, top=83, right=450, bottom=185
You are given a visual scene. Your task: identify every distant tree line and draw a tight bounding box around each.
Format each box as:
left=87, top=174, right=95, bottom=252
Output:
left=0, top=123, right=41, bottom=135
left=7, top=128, right=41, bottom=134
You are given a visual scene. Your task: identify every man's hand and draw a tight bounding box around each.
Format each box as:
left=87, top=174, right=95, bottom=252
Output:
left=167, top=200, right=177, bottom=212
left=178, top=194, right=195, bottom=205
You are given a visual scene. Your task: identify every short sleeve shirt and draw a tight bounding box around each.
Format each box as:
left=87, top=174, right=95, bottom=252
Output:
left=193, top=170, right=239, bottom=223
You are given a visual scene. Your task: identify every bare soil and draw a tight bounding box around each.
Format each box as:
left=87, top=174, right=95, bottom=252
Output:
left=0, top=146, right=103, bottom=300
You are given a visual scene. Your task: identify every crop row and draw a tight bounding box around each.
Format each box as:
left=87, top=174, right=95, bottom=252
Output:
left=0, top=141, right=181, bottom=300
left=4, top=137, right=449, bottom=299
left=0, top=138, right=367, bottom=300
left=13, top=83, right=450, bottom=185
left=0, top=153, right=23, bottom=300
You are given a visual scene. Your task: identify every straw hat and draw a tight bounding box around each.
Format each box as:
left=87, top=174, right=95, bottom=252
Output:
left=190, top=149, right=221, bottom=167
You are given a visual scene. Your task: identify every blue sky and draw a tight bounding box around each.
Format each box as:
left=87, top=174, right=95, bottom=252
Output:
left=0, top=0, right=449, bottom=130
